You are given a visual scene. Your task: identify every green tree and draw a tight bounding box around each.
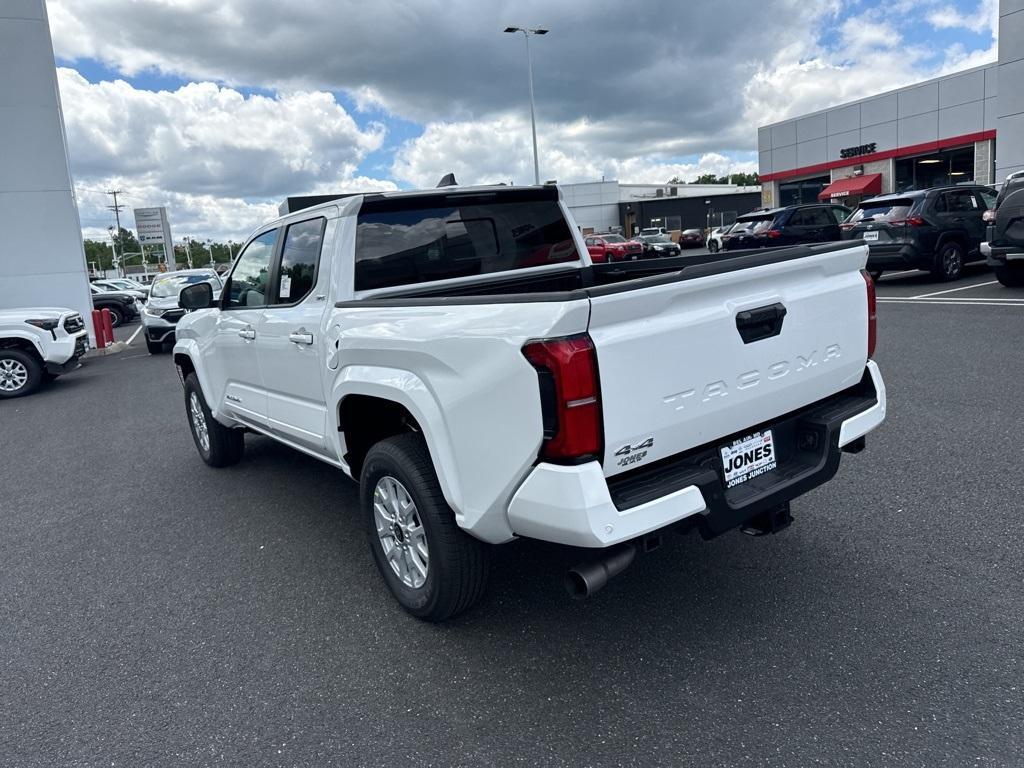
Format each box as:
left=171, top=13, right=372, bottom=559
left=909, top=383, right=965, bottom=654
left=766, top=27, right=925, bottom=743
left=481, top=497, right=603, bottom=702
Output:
left=729, top=172, right=760, bottom=186
left=693, top=173, right=728, bottom=184
left=112, top=227, right=141, bottom=261
left=83, top=239, right=114, bottom=271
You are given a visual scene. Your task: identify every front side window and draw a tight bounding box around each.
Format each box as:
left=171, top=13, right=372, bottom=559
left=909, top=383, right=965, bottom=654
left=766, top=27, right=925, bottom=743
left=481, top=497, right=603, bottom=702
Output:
left=354, top=193, right=581, bottom=291
left=226, top=230, right=277, bottom=308
left=274, top=218, right=325, bottom=304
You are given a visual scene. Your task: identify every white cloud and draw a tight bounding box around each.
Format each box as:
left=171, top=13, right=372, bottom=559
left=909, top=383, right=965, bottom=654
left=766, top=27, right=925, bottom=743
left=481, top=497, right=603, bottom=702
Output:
left=928, top=0, right=999, bottom=33
left=390, top=116, right=756, bottom=188
left=58, top=68, right=395, bottom=240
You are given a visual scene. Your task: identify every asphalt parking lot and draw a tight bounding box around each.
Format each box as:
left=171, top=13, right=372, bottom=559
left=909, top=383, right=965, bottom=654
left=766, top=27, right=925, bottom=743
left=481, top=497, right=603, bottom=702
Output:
left=3, top=277, right=1024, bottom=766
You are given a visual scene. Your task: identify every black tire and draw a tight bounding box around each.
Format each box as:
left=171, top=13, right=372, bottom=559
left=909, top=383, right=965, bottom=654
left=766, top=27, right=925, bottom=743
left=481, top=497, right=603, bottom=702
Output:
left=361, top=433, right=489, bottom=622
left=103, top=305, right=125, bottom=327
left=931, top=241, right=964, bottom=282
left=183, top=373, right=244, bottom=467
left=0, top=348, right=42, bottom=399
left=995, top=264, right=1024, bottom=287
left=146, top=337, right=164, bottom=354
left=870, top=270, right=883, bottom=282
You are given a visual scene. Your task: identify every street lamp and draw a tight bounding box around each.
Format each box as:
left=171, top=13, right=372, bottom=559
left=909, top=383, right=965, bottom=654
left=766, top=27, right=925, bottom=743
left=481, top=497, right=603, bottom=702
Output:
left=503, top=26, right=548, bottom=185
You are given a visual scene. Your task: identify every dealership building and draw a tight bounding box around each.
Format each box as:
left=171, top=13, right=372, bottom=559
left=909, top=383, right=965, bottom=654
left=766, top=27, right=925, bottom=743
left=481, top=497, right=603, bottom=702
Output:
left=759, top=0, right=1024, bottom=209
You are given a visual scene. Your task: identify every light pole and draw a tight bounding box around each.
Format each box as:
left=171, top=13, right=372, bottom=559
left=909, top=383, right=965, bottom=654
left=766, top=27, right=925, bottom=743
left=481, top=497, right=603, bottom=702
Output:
left=503, top=26, right=548, bottom=185
left=107, top=225, right=120, bottom=277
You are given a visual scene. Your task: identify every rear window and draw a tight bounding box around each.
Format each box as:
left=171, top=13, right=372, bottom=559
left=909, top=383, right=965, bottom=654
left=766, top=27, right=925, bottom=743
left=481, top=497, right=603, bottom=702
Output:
left=354, top=191, right=581, bottom=291
left=848, top=199, right=916, bottom=224
left=730, top=216, right=772, bottom=233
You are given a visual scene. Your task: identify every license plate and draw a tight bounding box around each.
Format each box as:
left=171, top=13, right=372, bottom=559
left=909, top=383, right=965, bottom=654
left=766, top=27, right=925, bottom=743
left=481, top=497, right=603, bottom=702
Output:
left=862, top=230, right=879, bottom=241
left=720, top=430, right=777, bottom=489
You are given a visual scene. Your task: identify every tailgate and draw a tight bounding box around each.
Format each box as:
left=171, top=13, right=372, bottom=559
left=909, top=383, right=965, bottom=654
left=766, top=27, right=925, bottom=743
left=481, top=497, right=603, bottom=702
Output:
left=587, top=244, right=870, bottom=477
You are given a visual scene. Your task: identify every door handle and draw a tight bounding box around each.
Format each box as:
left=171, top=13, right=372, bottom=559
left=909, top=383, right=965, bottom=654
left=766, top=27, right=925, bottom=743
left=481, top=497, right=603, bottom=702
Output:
left=238, top=327, right=256, bottom=340
left=736, top=302, right=787, bottom=344
left=288, top=329, right=314, bottom=345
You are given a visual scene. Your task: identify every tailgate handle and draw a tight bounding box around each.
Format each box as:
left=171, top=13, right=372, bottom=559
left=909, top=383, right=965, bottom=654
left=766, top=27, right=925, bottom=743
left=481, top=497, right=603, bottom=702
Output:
left=736, top=303, right=787, bottom=344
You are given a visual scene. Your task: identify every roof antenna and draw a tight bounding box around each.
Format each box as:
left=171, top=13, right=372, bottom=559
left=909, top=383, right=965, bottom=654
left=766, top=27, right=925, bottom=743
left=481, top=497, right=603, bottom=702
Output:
left=437, top=173, right=458, bottom=188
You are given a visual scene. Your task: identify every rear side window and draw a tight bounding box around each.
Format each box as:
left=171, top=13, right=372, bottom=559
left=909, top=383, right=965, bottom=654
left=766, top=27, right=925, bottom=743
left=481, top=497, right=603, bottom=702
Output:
left=848, top=199, right=915, bottom=224
left=943, top=190, right=979, bottom=212
left=274, top=217, right=325, bottom=304
left=354, top=193, right=581, bottom=291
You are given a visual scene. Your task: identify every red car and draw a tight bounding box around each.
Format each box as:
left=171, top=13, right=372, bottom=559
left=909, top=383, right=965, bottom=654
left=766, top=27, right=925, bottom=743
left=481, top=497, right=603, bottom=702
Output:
left=584, top=234, right=644, bottom=263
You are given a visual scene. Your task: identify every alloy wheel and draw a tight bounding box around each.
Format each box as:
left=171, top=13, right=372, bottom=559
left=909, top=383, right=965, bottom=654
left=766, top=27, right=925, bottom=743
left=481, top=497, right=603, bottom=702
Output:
left=0, top=358, right=29, bottom=392
left=189, top=391, right=210, bottom=452
left=373, top=475, right=429, bottom=589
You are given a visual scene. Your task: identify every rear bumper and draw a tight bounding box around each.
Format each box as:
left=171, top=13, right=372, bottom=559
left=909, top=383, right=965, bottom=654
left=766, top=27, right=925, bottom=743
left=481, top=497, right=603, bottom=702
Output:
left=864, top=242, right=926, bottom=270
left=985, top=243, right=1024, bottom=267
left=507, top=361, right=886, bottom=548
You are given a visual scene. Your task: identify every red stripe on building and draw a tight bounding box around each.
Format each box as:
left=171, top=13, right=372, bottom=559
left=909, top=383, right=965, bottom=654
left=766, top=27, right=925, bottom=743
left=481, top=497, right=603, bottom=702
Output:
left=759, top=130, right=996, bottom=182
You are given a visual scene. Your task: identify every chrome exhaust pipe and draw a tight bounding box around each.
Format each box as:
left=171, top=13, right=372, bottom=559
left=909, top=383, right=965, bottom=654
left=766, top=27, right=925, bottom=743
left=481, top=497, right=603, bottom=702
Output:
left=564, top=543, right=637, bottom=599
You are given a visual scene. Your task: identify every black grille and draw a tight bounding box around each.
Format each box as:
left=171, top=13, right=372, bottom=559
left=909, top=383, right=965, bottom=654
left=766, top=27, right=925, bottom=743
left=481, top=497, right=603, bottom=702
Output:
left=163, top=309, right=186, bottom=323
left=63, top=314, right=85, bottom=333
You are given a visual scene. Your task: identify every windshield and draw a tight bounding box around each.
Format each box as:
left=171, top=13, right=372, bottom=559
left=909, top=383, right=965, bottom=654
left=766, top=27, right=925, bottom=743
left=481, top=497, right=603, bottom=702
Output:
left=848, top=199, right=915, bottom=224
left=601, top=235, right=626, bottom=243
left=150, top=273, right=222, bottom=298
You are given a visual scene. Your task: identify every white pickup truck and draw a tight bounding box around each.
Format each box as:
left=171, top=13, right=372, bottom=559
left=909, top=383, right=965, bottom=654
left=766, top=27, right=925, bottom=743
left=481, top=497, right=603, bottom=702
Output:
left=0, top=308, right=89, bottom=398
left=172, top=185, right=886, bottom=621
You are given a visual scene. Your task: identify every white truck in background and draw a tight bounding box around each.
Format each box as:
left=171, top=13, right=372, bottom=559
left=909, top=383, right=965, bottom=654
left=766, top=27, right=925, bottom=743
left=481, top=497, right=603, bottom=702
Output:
left=172, top=184, right=886, bottom=621
left=0, top=308, right=89, bottom=398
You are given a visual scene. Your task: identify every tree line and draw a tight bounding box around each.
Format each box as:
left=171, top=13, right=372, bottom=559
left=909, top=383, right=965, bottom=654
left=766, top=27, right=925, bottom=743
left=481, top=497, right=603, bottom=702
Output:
left=666, top=172, right=760, bottom=186
left=83, top=228, right=240, bottom=271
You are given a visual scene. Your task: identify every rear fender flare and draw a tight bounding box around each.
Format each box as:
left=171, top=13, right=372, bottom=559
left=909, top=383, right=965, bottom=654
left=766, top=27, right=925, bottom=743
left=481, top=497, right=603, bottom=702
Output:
left=329, top=365, right=464, bottom=518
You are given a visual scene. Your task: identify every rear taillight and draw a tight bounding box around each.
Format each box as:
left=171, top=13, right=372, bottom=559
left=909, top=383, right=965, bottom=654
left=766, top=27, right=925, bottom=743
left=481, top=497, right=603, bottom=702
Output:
left=522, top=334, right=603, bottom=463
left=861, top=269, right=877, bottom=358
left=891, top=216, right=926, bottom=227
left=766, top=229, right=782, bottom=238
left=983, top=209, right=997, bottom=223
left=840, top=223, right=855, bottom=231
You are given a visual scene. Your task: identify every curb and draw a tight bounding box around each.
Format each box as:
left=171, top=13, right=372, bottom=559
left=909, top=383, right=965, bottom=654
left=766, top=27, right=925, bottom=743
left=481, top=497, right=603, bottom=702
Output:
left=83, top=341, right=128, bottom=359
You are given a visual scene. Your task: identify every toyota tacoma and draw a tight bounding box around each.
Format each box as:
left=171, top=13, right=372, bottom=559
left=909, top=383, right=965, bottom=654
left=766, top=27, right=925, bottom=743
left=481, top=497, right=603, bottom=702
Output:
left=172, top=184, right=886, bottom=621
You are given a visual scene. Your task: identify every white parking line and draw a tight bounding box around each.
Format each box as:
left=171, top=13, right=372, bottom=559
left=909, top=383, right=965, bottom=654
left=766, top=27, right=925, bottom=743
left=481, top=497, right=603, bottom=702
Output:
left=878, top=298, right=1024, bottom=306
left=126, top=325, right=144, bottom=345
left=909, top=280, right=999, bottom=299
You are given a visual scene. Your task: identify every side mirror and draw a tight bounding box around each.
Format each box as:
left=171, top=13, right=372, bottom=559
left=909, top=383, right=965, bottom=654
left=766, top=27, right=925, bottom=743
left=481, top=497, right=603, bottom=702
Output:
left=179, top=282, right=214, bottom=310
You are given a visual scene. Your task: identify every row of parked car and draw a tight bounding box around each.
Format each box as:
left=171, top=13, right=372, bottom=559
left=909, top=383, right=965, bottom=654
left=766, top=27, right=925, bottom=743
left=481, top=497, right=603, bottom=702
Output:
left=583, top=227, right=706, bottom=262
left=705, top=176, right=1024, bottom=285
left=0, top=269, right=225, bottom=399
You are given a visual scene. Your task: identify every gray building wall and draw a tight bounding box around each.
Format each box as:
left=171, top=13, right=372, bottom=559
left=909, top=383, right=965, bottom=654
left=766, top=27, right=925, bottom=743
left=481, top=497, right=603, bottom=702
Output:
left=559, top=181, right=621, bottom=233
left=997, top=0, right=1024, bottom=181
left=758, top=63, right=997, bottom=182
left=0, top=0, right=93, bottom=340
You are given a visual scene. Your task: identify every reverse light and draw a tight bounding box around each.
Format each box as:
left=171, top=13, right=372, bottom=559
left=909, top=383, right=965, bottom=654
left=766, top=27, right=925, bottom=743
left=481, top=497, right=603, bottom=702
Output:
left=522, top=334, right=603, bottom=463
left=861, top=269, right=877, bottom=358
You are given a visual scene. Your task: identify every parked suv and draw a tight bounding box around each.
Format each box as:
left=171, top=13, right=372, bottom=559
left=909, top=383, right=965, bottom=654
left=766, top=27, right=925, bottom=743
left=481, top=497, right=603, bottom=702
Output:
left=841, top=185, right=996, bottom=281
left=142, top=269, right=223, bottom=353
left=721, top=204, right=851, bottom=251
left=983, top=171, right=1024, bottom=287
left=584, top=234, right=643, bottom=262
left=89, top=284, right=139, bottom=326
